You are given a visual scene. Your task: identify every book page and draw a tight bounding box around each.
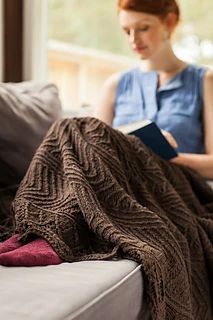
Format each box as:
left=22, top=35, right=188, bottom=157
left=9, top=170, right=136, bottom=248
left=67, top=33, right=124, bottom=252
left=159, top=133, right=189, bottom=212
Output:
left=117, top=119, right=152, bottom=134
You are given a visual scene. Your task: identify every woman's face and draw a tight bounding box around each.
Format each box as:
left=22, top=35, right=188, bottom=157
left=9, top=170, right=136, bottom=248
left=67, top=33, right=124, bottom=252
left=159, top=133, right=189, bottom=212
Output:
left=118, top=9, right=170, bottom=60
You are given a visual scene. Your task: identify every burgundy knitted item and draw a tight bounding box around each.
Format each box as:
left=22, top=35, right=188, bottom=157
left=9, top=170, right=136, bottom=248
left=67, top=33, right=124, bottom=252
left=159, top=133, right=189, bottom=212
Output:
left=0, top=235, right=22, bottom=254
left=0, top=235, right=62, bottom=266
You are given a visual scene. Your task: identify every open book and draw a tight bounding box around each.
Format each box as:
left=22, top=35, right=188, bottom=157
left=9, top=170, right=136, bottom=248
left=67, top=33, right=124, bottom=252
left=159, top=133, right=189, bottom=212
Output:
left=118, top=120, right=178, bottom=160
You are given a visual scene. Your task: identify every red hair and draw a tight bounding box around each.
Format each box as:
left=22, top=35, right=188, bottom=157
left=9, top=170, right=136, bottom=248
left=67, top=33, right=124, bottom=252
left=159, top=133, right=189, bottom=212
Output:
left=118, top=0, right=180, bottom=22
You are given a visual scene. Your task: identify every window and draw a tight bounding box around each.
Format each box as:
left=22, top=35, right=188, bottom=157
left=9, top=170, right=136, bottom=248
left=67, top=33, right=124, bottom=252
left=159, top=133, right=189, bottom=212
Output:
left=47, top=0, right=136, bottom=116
left=47, top=0, right=213, bottom=115
left=175, top=1, right=213, bottom=65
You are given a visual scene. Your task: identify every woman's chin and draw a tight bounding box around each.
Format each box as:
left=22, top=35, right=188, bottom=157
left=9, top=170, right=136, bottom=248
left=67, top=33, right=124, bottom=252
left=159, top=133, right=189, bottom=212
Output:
left=134, top=48, right=151, bottom=60
left=137, top=52, right=150, bottom=60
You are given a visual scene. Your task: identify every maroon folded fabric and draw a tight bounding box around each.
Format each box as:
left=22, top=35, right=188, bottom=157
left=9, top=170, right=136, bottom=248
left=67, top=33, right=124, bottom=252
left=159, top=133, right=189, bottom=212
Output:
left=0, top=235, right=22, bottom=254
left=0, top=235, right=63, bottom=266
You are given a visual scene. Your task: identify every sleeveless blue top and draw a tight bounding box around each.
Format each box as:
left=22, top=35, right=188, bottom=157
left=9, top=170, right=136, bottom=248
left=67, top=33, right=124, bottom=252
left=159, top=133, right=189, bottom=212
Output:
left=113, top=64, right=206, bottom=154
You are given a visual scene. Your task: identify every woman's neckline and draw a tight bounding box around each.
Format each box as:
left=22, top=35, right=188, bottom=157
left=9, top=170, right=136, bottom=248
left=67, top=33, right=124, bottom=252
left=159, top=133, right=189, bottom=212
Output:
left=137, top=63, right=192, bottom=88
left=158, top=64, right=191, bottom=88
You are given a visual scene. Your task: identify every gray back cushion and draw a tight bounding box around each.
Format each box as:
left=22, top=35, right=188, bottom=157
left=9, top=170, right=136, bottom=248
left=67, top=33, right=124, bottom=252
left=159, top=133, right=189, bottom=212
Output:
left=0, top=81, right=62, bottom=185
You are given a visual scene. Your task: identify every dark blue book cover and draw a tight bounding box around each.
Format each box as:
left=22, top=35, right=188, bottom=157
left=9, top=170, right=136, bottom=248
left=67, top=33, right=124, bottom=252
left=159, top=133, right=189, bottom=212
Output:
left=118, top=120, right=178, bottom=160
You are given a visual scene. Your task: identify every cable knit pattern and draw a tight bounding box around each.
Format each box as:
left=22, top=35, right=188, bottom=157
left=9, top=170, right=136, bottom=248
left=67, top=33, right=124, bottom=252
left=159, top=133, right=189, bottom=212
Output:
left=13, top=117, right=213, bottom=320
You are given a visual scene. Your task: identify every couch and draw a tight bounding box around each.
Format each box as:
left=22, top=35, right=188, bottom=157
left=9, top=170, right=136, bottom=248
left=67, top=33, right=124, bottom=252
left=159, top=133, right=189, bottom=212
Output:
left=0, top=81, right=212, bottom=320
left=0, top=81, right=149, bottom=320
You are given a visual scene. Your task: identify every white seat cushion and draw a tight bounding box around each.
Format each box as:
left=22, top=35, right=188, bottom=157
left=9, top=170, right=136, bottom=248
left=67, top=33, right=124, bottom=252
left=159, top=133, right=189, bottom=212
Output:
left=0, top=259, right=146, bottom=320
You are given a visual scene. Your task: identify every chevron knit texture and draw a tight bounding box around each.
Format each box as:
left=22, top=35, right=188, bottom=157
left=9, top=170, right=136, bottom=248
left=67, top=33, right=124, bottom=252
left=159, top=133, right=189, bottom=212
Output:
left=13, top=117, right=213, bottom=320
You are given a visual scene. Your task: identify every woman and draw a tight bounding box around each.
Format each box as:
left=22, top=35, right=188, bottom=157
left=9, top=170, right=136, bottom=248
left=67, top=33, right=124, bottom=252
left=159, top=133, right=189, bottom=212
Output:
left=94, top=0, right=213, bottom=179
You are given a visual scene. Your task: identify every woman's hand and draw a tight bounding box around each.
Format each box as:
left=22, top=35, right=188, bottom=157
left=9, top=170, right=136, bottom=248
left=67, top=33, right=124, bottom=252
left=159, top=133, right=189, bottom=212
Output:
left=161, top=130, right=178, bottom=149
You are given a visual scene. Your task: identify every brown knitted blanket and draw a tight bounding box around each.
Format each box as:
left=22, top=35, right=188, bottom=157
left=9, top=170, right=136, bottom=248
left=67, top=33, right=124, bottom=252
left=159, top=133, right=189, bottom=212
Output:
left=13, top=117, right=213, bottom=320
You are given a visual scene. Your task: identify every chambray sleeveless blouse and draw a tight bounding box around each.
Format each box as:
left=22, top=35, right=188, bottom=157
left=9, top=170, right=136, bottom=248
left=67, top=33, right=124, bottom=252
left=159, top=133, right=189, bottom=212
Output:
left=113, top=64, right=206, bottom=153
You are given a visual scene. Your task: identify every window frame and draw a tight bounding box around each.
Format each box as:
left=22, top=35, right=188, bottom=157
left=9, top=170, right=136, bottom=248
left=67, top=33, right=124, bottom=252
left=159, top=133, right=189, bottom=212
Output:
left=3, top=0, right=23, bottom=82
left=23, top=0, right=48, bottom=81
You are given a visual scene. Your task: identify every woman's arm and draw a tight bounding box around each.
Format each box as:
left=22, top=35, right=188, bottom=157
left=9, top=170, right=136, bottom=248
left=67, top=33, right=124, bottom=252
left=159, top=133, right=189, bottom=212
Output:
left=171, top=154, right=213, bottom=179
left=171, top=70, right=213, bottom=179
left=93, top=73, right=121, bottom=126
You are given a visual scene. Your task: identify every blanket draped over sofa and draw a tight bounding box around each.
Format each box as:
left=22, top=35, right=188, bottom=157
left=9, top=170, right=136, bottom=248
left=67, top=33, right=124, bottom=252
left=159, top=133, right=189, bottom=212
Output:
left=9, top=118, right=213, bottom=319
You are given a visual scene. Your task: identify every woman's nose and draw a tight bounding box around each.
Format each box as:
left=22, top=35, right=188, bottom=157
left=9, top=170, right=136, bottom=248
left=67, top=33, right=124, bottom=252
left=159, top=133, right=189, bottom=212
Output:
left=129, top=30, right=138, bottom=44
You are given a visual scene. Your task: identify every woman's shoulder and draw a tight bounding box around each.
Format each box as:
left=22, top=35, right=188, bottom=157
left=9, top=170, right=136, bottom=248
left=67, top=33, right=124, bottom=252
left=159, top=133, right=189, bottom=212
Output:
left=184, top=63, right=207, bottom=76
left=204, top=68, right=213, bottom=81
left=184, top=64, right=211, bottom=98
left=107, top=67, right=138, bottom=82
left=98, top=73, right=121, bottom=105
left=103, top=72, right=122, bottom=91
left=104, top=67, right=138, bottom=92
left=188, top=63, right=213, bottom=80
left=193, top=65, right=213, bottom=91
left=203, top=68, right=213, bottom=95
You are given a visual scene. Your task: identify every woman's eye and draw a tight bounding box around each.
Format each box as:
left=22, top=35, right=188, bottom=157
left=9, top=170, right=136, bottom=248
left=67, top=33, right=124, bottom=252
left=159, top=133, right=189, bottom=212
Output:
left=139, top=26, right=149, bottom=32
left=123, top=26, right=149, bottom=36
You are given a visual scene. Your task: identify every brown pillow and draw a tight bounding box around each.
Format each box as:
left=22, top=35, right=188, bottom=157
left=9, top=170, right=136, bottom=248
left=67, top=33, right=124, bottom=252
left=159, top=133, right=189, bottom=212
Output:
left=0, top=81, right=62, bottom=185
